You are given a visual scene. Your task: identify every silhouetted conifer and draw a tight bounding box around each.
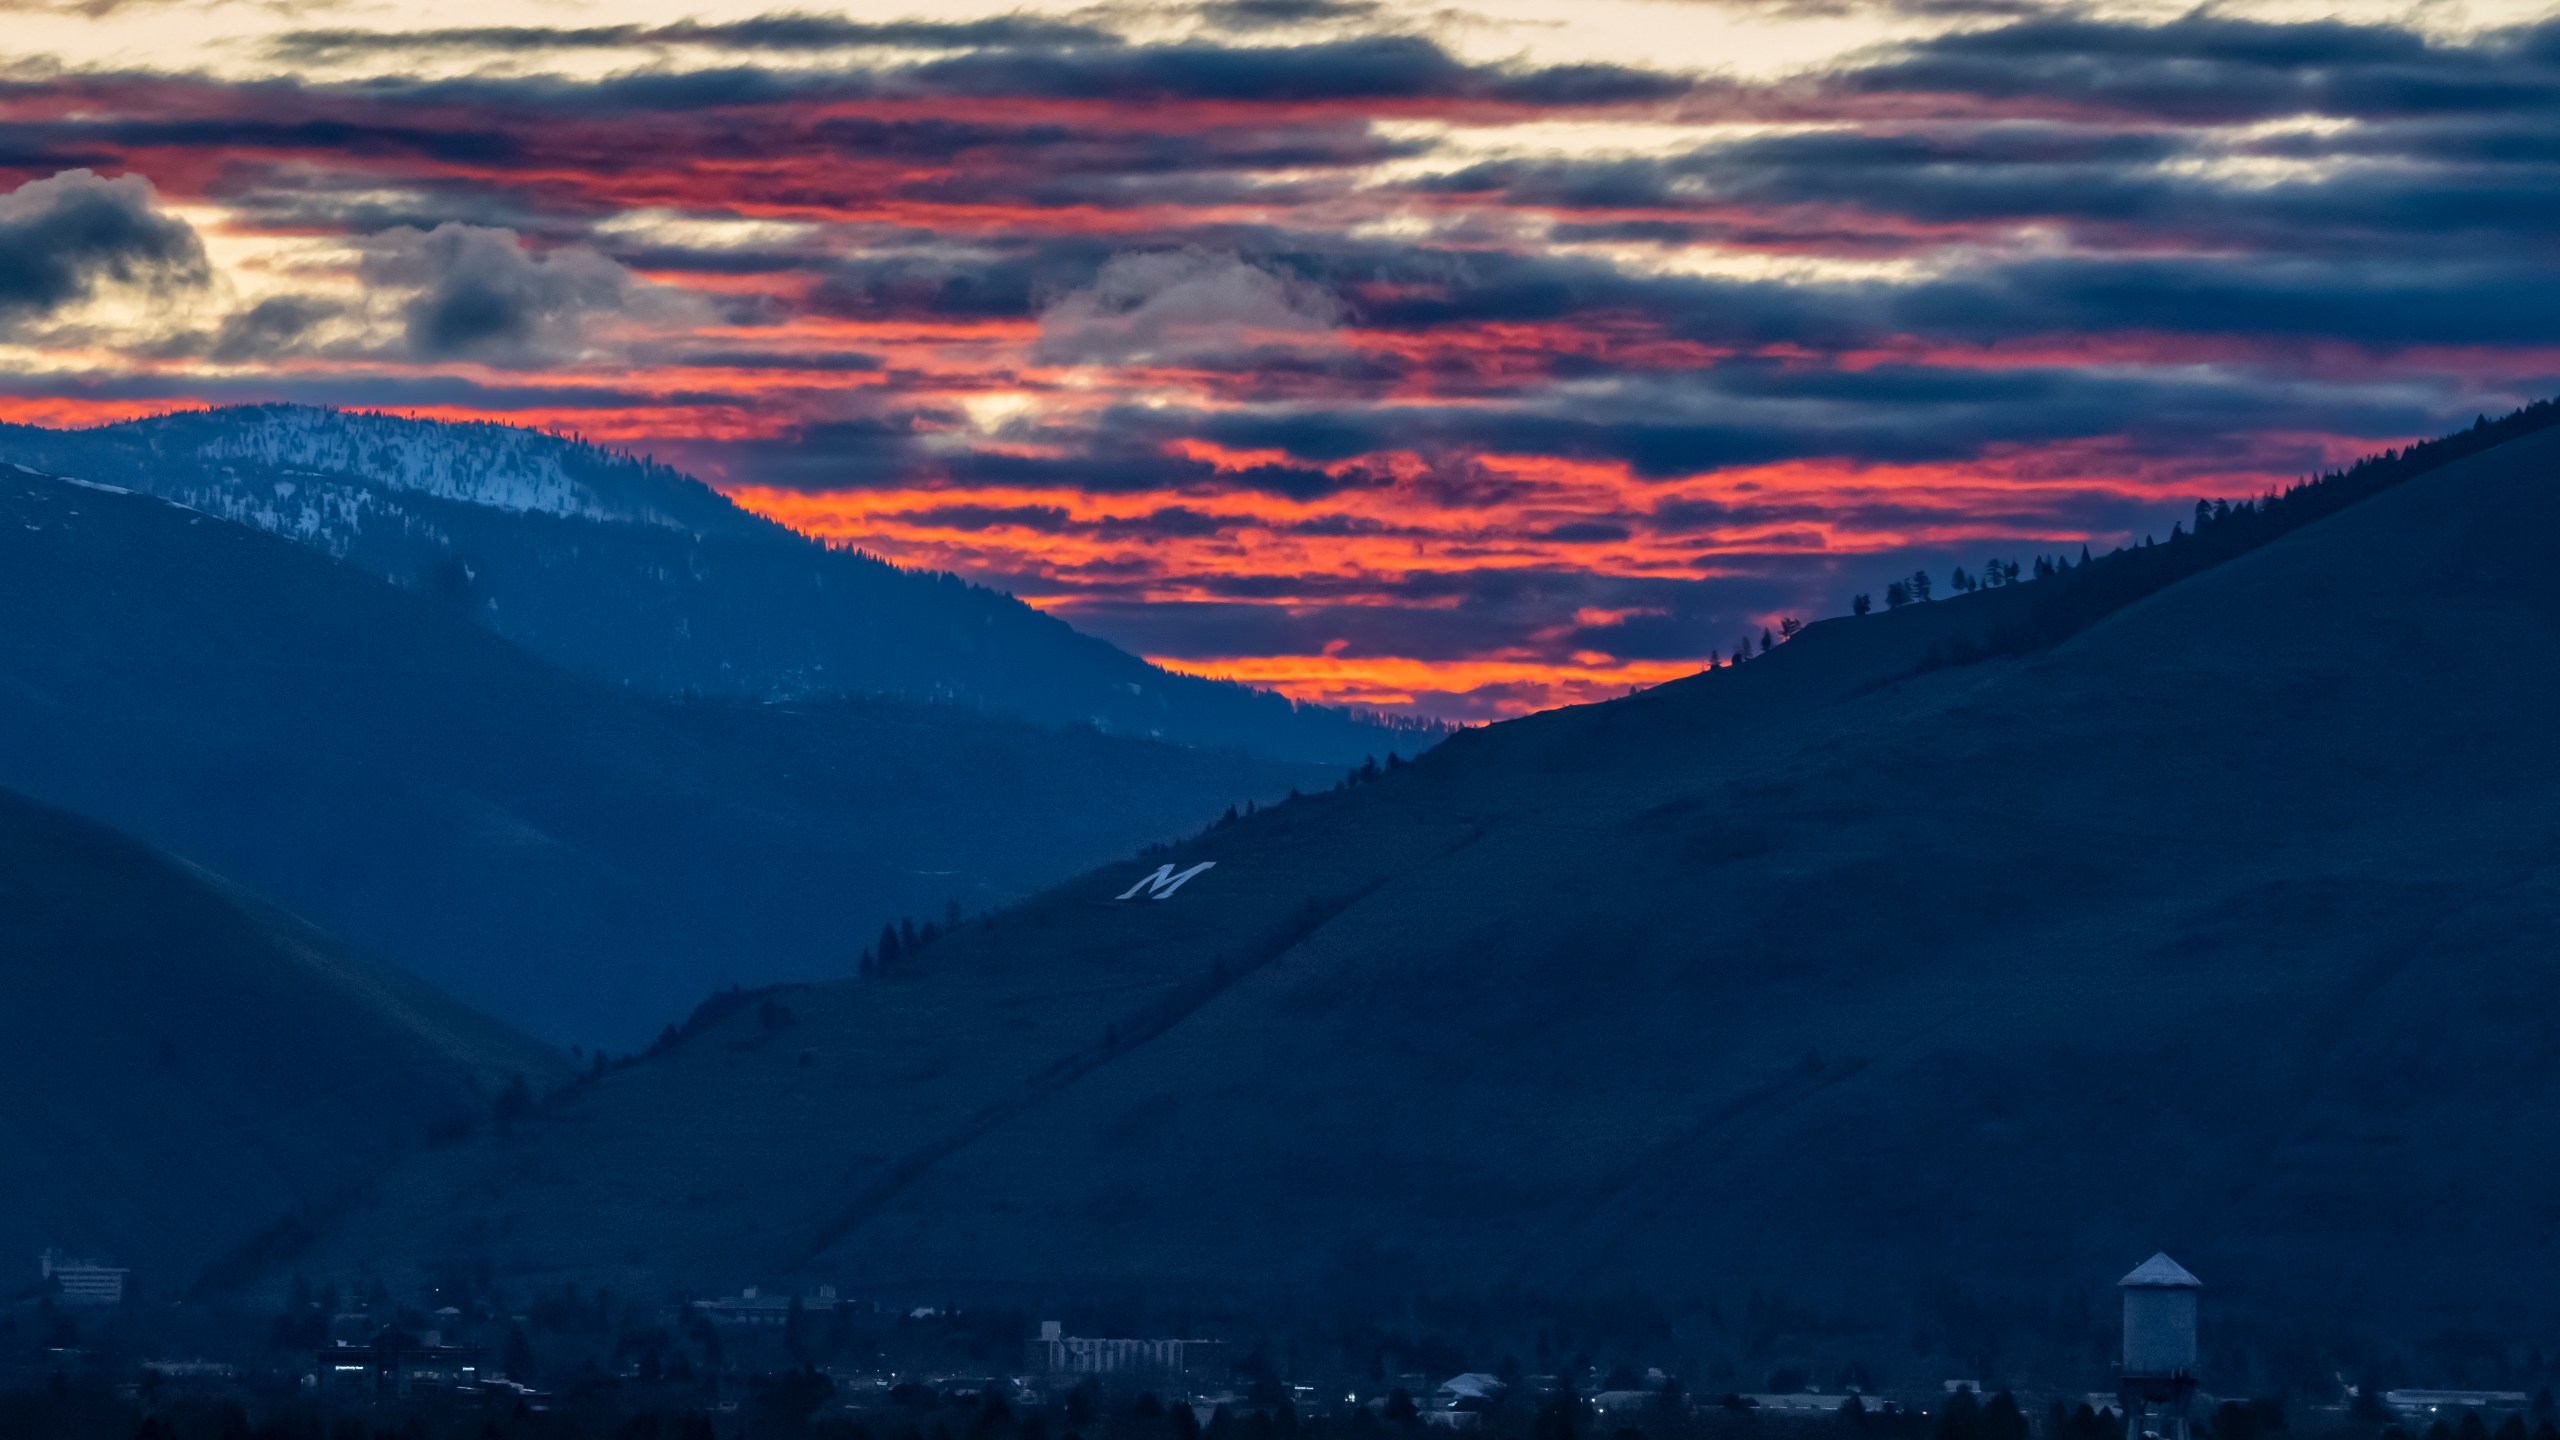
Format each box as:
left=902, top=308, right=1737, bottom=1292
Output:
left=1938, top=1388, right=1983, bottom=1440
left=1980, top=1394, right=2029, bottom=1440
left=1532, top=1394, right=1579, bottom=1440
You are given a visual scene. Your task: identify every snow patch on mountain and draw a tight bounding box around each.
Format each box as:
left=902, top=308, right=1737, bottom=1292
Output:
left=186, top=407, right=626, bottom=522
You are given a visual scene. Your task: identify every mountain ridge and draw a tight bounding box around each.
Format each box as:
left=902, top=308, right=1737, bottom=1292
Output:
left=0, top=405, right=1440, bottom=763
left=0, top=459, right=1337, bottom=1045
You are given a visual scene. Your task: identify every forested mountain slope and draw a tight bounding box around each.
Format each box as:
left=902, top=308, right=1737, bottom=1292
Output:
left=0, top=785, right=566, bottom=1292
left=0, top=465, right=1329, bottom=1046
left=0, top=408, right=1433, bottom=764
left=271, top=417, right=2560, bottom=1368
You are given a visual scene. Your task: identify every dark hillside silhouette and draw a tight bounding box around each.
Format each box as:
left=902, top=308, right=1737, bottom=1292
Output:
left=0, top=785, right=564, bottom=1288
left=1904, top=398, right=2560, bottom=668
left=267, top=405, right=2560, bottom=1367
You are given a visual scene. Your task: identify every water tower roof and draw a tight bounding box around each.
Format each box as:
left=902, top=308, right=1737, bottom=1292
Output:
left=2119, top=1253, right=2201, bottom=1289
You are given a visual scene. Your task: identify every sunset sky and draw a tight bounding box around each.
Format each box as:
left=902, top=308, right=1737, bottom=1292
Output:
left=4, top=0, right=2556, bottom=719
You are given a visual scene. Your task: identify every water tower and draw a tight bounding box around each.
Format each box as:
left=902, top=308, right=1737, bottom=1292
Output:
left=2118, top=1253, right=2201, bottom=1440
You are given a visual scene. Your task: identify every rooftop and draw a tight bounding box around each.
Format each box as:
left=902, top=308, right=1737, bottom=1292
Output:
left=2119, top=1253, right=2202, bottom=1289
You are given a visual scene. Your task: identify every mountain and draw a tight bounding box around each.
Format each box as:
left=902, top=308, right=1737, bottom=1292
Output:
left=0, top=406, right=1435, bottom=764
left=0, top=783, right=567, bottom=1293
left=0, top=463, right=1332, bottom=1047
left=262, top=407, right=2560, bottom=1370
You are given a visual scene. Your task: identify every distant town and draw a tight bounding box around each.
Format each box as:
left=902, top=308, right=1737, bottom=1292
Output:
left=6, top=1251, right=2553, bottom=1440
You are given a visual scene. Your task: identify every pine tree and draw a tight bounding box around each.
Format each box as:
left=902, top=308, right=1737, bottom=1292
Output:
left=1979, top=1393, right=2028, bottom=1440
left=877, top=923, right=902, bottom=971
left=1532, top=1393, right=1579, bottom=1440
left=1852, top=594, right=1871, bottom=616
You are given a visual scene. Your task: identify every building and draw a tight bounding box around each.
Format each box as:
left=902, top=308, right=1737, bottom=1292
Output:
left=2384, top=1392, right=2533, bottom=1421
left=2118, top=1252, right=2202, bottom=1440
left=1026, top=1321, right=1229, bottom=1380
left=689, top=1284, right=836, bottom=1327
left=315, top=1338, right=485, bottom=1397
left=1744, top=1394, right=1876, bottom=1416
left=38, top=1249, right=126, bottom=1306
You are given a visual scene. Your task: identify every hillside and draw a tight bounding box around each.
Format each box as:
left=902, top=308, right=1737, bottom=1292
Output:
left=0, top=464, right=1333, bottom=1047
left=0, top=785, right=567, bottom=1293
left=0, top=407, right=1435, bottom=763
left=267, top=415, right=2560, bottom=1368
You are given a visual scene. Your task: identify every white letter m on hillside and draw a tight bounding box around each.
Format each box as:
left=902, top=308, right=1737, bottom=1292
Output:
left=1117, top=861, right=1215, bottom=901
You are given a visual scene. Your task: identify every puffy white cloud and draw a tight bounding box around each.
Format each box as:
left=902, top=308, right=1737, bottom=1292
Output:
left=1035, top=248, right=1344, bottom=366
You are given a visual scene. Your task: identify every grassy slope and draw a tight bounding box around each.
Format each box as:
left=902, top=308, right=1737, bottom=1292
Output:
left=0, top=469, right=1331, bottom=1047
left=0, top=785, right=567, bottom=1290
left=285, top=423, right=2560, bottom=1345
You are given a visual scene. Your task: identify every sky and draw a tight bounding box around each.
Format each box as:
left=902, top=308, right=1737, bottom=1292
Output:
left=3, top=0, right=2557, bottom=719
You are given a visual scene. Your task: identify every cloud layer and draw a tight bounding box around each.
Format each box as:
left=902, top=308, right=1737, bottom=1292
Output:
left=0, top=4, right=2551, bottom=716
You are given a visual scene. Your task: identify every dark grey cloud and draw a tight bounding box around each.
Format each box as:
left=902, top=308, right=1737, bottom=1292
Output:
left=1838, top=13, right=2560, bottom=125
left=268, top=14, right=1123, bottom=64
left=904, top=33, right=1686, bottom=104
left=0, top=168, right=207, bottom=328
left=205, top=295, right=339, bottom=362
left=358, top=222, right=643, bottom=363
left=1197, top=0, right=1383, bottom=30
